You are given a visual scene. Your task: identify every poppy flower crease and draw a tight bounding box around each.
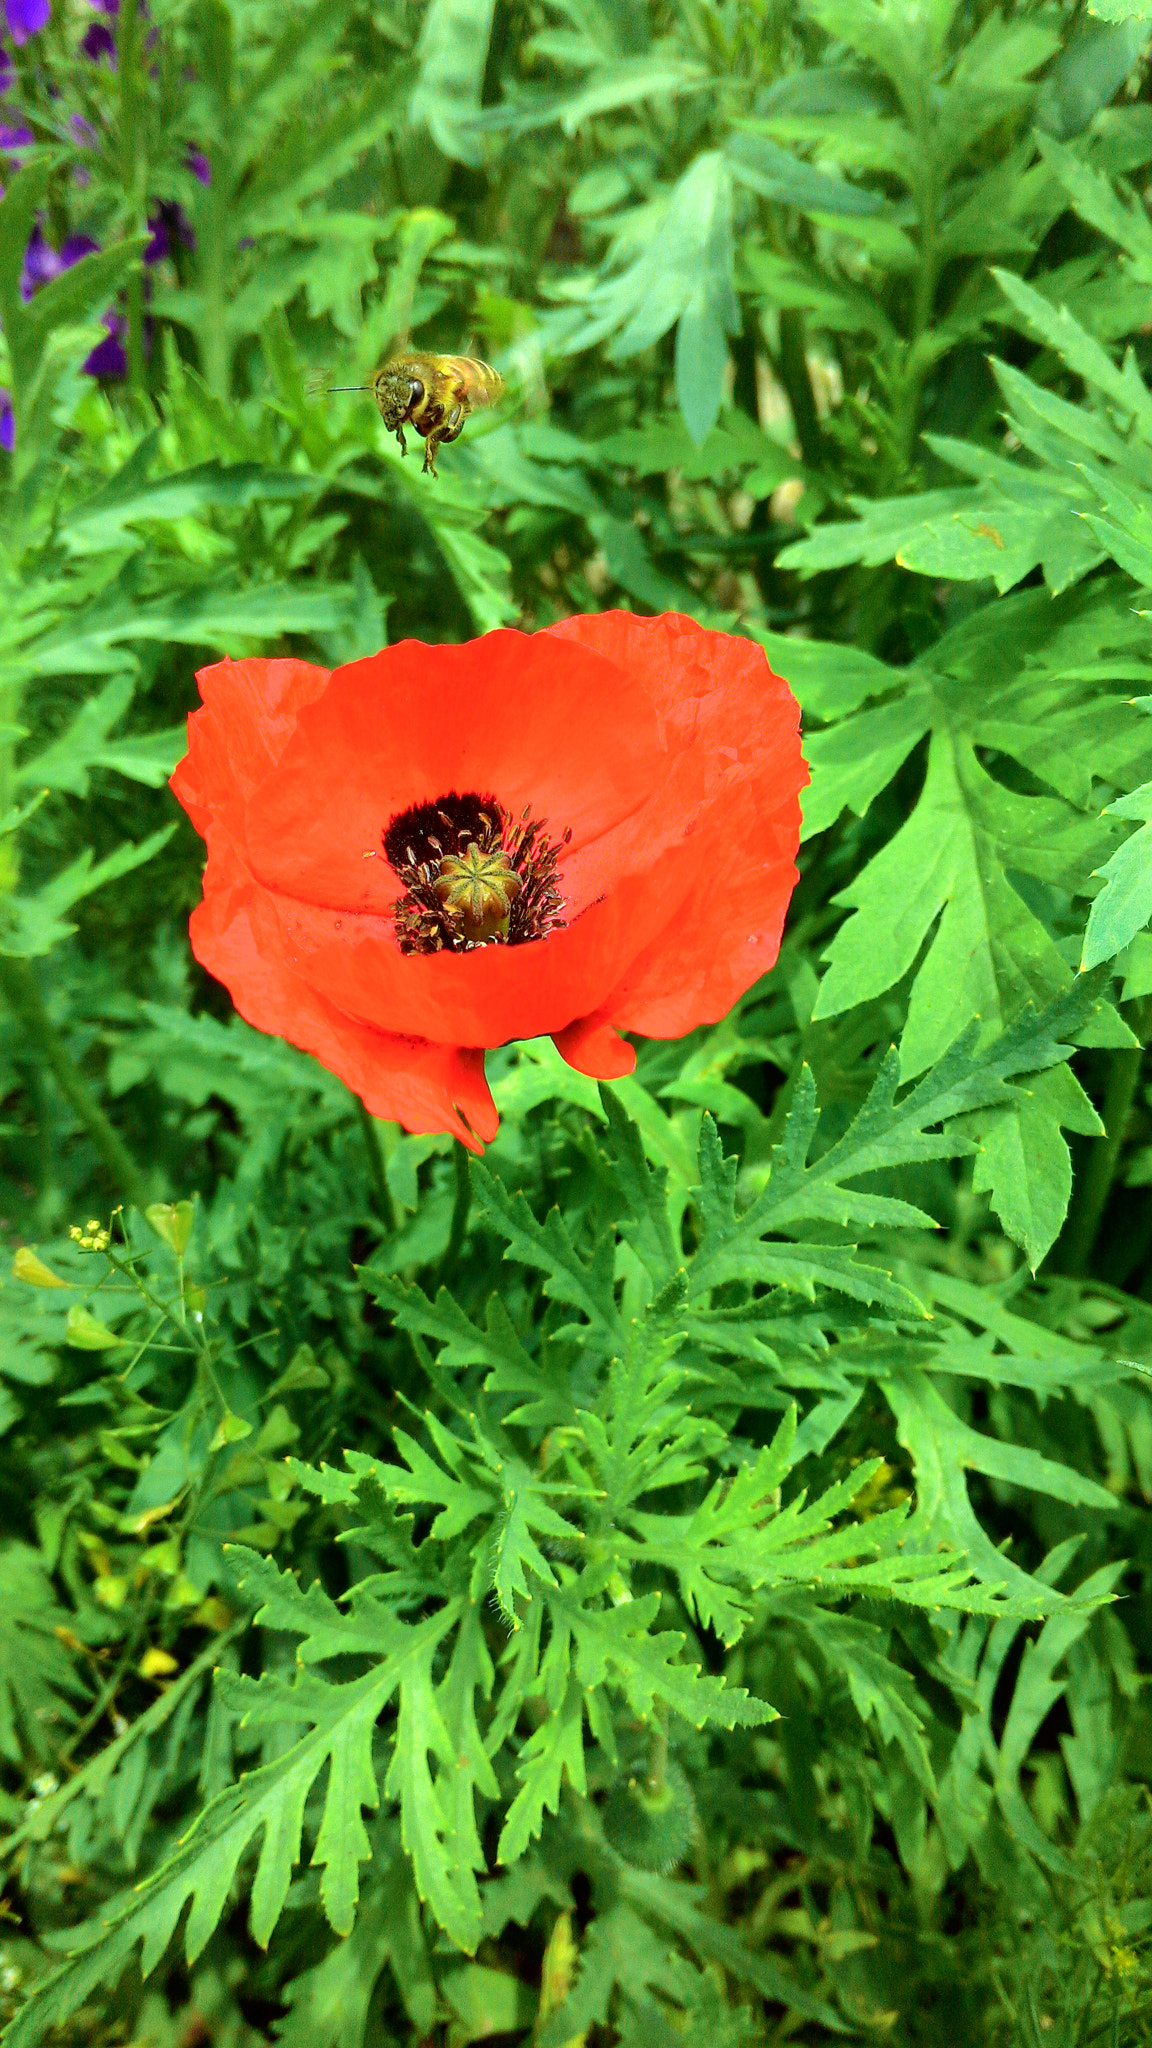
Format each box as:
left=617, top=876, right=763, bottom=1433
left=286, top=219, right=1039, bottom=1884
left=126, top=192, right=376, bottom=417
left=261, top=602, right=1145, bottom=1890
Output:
left=170, top=612, right=806, bottom=1149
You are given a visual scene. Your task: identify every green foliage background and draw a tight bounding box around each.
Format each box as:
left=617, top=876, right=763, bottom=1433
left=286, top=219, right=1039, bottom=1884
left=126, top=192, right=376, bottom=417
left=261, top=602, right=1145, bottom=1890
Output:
left=5, top=0, right=1152, bottom=2041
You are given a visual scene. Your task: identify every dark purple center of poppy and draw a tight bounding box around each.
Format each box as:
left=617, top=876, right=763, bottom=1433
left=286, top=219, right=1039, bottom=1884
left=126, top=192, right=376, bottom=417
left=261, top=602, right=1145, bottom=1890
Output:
left=383, top=791, right=568, bottom=956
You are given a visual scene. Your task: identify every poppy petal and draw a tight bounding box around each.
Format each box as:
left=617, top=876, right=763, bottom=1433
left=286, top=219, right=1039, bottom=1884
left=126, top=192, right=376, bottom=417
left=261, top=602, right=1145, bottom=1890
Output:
left=171, top=657, right=330, bottom=835
left=270, top=824, right=713, bottom=1048
left=188, top=848, right=495, bottom=1148
left=599, top=787, right=802, bottom=1038
left=241, top=633, right=666, bottom=913
left=551, top=1015, right=636, bottom=1080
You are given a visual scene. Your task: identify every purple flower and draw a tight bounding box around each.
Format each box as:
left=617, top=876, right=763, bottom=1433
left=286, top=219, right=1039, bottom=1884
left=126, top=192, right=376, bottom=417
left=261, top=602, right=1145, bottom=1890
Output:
left=5, top=0, right=49, bottom=45
left=82, top=308, right=127, bottom=378
left=80, top=19, right=115, bottom=62
left=0, top=389, right=13, bottom=453
left=143, top=203, right=193, bottom=264
left=185, top=146, right=210, bottom=184
left=0, top=48, right=14, bottom=92
left=20, top=223, right=99, bottom=300
left=144, top=211, right=168, bottom=263
left=88, top=0, right=118, bottom=12
left=0, top=118, right=32, bottom=150
left=70, top=112, right=98, bottom=146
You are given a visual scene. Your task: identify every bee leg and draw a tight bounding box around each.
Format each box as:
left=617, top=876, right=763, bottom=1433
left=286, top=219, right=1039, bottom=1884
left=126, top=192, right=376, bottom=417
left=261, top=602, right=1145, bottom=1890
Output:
left=422, top=432, right=440, bottom=477
left=438, top=402, right=467, bottom=447
left=395, top=424, right=408, bottom=458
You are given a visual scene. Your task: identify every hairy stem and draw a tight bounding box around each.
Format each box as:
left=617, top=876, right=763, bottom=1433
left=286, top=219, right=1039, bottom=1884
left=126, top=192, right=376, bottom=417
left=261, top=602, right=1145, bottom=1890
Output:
left=646, top=1709, right=669, bottom=1796
left=354, top=1095, right=397, bottom=1232
left=0, top=956, right=148, bottom=1211
left=437, top=1142, right=472, bottom=1286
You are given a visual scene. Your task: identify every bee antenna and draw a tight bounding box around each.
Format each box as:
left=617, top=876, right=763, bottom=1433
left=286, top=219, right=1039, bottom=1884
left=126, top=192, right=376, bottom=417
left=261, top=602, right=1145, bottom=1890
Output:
left=324, top=385, right=372, bottom=393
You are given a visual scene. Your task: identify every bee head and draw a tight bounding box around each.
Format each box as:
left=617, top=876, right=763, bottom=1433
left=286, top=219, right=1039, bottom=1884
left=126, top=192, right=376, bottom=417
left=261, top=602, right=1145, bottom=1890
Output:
left=374, top=364, right=425, bottom=430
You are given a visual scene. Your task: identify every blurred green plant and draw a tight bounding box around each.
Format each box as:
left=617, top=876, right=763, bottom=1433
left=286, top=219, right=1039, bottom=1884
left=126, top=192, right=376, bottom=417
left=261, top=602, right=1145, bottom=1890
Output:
left=4, top=3, right=1152, bottom=2046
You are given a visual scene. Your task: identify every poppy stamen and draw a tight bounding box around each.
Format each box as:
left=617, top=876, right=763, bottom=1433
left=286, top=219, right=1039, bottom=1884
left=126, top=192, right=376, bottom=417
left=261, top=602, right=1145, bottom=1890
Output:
left=384, top=790, right=568, bottom=955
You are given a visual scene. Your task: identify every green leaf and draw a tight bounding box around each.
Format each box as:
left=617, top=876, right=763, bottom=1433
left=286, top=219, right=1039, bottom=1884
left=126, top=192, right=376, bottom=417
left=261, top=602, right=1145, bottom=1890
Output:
left=1085, top=0, right=1152, bottom=21
left=725, top=129, right=882, bottom=216
left=15, top=676, right=180, bottom=797
left=440, top=1963, right=537, bottom=2044
left=800, top=688, right=931, bottom=840
left=993, top=1562, right=1126, bottom=1868
left=695, top=983, right=1106, bottom=1299
left=384, top=1631, right=485, bottom=1951
left=559, top=152, right=739, bottom=444
left=753, top=628, right=899, bottom=721
left=971, top=1063, right=1104, bottom=1268
left=596, top=1085, right=678, bottom=1285
left=410, top=0, right=497, bottom=165
left=0, top=1543, right=87, bottom=1763
left=471, top=1161, right=622, bottom=1346
left=5, top=1630, right=238, bottom=1851
left=1082, top=781, right=1152, bottom=968
left=1, top=827, right=176, bottom=957
left=273, top=1880, right=393, bottom=2048
left=885, top=1370, right=1118, bottom=1612
left=793, top=1607, right=935, bottom=1790
left=6, top=1667, right=388, bottom=2046
left=550, top=1576, right=775, bottom=1729
left=812, top=729, right=1090, bottom=1076
left=60, top=458, right=321, bottom=555
left=483, top=1454, right=582, bottom=1624
left=497, top=1679, right=586, bottom=1864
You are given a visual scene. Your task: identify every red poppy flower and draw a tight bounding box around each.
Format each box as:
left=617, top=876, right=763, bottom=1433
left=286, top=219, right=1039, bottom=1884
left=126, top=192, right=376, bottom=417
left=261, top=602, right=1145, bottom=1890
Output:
left=170, top=611, right=805, bottom=1149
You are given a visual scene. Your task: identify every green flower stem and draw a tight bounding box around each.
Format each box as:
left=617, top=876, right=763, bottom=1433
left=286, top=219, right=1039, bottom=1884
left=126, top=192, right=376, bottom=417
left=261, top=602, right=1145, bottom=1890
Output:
left=117, top=0, right=148, bottom=391
left=1060, top=1014, right=1149, bottom=1277
left=353, top=1094, right=397, bottom=1232
left=646, top=1708, right=669, bottom=1796
left=437, top=1142, right=473, bottom=1286
left=0, top=955, right=147, bottom=1212
left=775, top=309, right=824, bottom=473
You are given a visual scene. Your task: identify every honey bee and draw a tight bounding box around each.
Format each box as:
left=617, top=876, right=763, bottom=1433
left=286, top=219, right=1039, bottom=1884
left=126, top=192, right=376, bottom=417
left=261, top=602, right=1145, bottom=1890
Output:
left=328, top=354, right=503, bottom=475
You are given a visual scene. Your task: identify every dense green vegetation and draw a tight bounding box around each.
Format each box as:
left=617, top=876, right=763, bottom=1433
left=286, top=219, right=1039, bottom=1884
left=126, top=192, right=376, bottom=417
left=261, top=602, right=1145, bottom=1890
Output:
left=5, top=0, right=1152, bottom=2041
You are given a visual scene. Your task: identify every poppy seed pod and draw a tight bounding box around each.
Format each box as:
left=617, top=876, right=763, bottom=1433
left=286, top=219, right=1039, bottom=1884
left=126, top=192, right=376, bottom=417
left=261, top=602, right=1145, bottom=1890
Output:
left=170, top=612, right=806, bottom=1148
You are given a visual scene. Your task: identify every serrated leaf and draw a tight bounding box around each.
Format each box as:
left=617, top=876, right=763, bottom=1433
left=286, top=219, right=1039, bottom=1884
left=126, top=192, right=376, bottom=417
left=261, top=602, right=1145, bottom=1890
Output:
left=0, top=1544, right=87, bottom=1763
left=885, top=1369, right=1118, bottom=1613
left=1082, top=781, right=1152, bottom=968
left=971, top=1063, right=1103, bottom=1268
left=472, top=1161, right=622, bottom=1345
left=498, top=1678, right=586, bottom=1865
left=551, top=1578, right=774, bottom=1729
